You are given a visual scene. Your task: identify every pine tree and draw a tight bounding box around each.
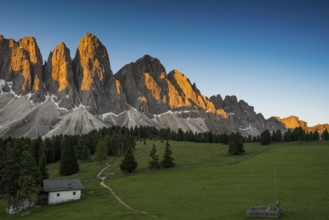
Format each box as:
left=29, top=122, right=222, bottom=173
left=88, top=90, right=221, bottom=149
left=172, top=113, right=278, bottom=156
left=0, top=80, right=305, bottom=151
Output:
left=80, top=144, right=91, bottom=161
left=149, top=144, right=160, bottom=169
left=120, top=148, right=137, bottom=173
left=0, top=141, right=39, bottom=213
left=274, top=130, right=282, bottom=142
left=313, top=130, right=320, bottom=141
left=95, top=139, right=108, bottom=163
left=260, top=130, right=272, bottom=145
left=322, top=129, right=329, bottom=140
left=161, top=140, right=175, bottom=168
left=59, top=137, right=79, bottom=176
left=228, top=133, right=245, bottom=155
left=38, top=142, right=48, bottom=180
left=284, top=129, right=292, bottom=142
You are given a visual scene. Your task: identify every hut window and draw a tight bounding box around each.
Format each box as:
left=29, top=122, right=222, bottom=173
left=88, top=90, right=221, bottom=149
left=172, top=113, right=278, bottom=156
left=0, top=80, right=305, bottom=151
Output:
left=57, top=193, right=60, bottom=197
left=73, top=192, right=76, bottom=195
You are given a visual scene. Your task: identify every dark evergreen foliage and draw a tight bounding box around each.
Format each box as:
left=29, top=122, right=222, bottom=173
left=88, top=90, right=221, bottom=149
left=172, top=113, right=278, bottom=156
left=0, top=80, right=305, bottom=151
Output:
left=284, top=129, right=292, bottom=142
left=228, top=133, right=245, bottom=155
left=38, top=142, right=48, bottom=180
left=120, top=148, right=137, bottom=173
left=0, top=140, right=40, bottom=209
left=260, top=130, right=272, bottom=145
left=149, top=144, right=160, bottom=169
left=161, top=140, right=175, bottom=168
left=322, top=129, right=329, bottom=140
left=59, top=137, right=79, bottom=176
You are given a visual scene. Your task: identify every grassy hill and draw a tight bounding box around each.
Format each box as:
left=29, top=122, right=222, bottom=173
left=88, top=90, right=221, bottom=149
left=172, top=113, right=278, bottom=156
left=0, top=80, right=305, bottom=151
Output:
left=1, top=141, right=328, bottom=219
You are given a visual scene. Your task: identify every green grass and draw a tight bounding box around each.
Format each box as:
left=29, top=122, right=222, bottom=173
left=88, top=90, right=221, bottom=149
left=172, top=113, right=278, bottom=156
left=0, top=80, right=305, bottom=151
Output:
left=1, top=141, right=328, bottom=219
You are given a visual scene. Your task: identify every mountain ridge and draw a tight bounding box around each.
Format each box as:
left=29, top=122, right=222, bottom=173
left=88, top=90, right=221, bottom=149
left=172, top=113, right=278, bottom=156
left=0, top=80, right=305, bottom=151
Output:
left=0, top=33, right=327, bottom=138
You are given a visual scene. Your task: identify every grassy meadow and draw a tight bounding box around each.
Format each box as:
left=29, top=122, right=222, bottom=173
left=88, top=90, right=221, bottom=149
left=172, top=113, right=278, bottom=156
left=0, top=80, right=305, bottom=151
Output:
left=0, top=140, right=328, bottom=219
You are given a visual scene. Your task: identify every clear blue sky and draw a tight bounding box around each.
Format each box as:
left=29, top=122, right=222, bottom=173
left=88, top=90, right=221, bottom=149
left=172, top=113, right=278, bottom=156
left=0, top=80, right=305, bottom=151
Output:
left=1, top=0, right=328, bottom=126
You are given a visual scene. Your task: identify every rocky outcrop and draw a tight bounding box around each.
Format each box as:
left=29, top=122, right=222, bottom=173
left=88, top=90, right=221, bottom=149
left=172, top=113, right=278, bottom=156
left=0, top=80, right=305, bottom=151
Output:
left=116, top=55, right=227, bottom=118
left=210, top=95, right=285, bottom=135
left=274, top=116, right=308, bottom=131
left=308, top=124, right=329, bottom=134
left=115, top=55, right=171, bottom=114
left=73, top=33, right=126, bottom=114
left=44, top=42, right=78, bottom=109
left=6, top=197, right=34, bottom=214
left=0, top=35, right=45, bottom=102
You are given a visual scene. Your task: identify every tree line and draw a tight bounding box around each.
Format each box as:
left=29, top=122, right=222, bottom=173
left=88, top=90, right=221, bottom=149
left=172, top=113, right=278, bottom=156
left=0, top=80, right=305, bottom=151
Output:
left=0, top=125, right=328, bottom=213
left=260, top=127, right=329, bottom=145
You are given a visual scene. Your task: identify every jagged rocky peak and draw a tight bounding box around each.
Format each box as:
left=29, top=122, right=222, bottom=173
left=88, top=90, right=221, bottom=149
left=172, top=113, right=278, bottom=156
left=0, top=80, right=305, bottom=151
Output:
left=209, top=94, right=223, bottom=109
left=134, top=54, right=166, bottom=76
left=44, top=42, right=78, bottom=109
left=116, top=55, right=226, bottom=117
left=73, top=33, right=125, bottom=114
left=18, top=36, right=44, bottom=95
left=167, top=70, right=226, bottom=116
left=0, top=35, right=45, bottom=101
left=116, top=54, right=172, bottom=113
left=74, top=32, right=113, bottom=91
left=274, top=116, right=308, bottom=130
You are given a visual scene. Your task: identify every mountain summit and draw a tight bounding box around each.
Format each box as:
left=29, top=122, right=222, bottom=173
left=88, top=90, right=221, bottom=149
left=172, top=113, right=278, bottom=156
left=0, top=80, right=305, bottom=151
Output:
left=0, top=33, right=325, bottom=138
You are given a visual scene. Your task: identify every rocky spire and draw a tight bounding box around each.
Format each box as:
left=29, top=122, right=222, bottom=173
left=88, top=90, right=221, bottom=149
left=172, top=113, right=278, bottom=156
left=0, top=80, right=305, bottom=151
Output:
left=73, top=33, right=125, bottom=114
left=44, top=42, right=79, bottom=109
left=0, top=35, right=45, bottom=101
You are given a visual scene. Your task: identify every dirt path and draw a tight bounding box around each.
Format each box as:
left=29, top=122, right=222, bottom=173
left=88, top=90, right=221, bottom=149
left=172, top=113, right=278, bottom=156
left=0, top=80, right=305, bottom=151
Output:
left=97, top=161, right=157, bottom=218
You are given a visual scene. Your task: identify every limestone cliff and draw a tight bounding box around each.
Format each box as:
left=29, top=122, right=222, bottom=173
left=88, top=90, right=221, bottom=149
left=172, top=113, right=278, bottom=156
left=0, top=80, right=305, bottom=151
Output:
left=274, top=116, right=308, bottom=131
left=0, top=35, right=44, bottom=101
left=44, top=42, right=79, bottom=109
left=0, top=33, right=327, bottom=138
left=116, top=55, right=227, bottom=118
left=210, top=95, right=285, bottom=135
left=73, top=33, right=126, bottom=114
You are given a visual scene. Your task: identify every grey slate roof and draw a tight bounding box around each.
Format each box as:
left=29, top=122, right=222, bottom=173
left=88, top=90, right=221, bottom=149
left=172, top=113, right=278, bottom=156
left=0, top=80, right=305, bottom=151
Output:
left=43, top=179, right=84, bottom=192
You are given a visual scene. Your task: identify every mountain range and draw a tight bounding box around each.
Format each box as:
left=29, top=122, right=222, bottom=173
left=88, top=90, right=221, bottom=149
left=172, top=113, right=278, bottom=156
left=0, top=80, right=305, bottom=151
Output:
left=0, top=33, right=327, bottom=138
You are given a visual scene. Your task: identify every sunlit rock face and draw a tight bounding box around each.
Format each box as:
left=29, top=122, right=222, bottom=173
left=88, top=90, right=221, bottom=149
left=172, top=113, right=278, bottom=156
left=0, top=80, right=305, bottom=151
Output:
left=308, top=124, right=329, bottom=134
left=116, top=55, right=227, bottom=119
left=274, top=116, right=308, bottom=130
left=44, top=42, right=78, bottom=109
left=0, top=35, right=45, bottom=101
left=73, top=33, right=126, bottom=114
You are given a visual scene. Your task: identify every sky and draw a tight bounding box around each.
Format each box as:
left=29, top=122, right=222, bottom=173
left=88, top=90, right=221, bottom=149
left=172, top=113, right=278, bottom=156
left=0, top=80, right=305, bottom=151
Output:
left=1, top=0, right=328, bottom=126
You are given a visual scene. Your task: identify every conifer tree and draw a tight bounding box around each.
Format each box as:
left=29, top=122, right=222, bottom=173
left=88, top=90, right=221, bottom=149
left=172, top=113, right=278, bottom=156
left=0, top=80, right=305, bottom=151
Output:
left=322, top=129, right=329, bottom=140
left=95, top=139, right=108, bottom=163
left=161, top=140, right=175, bottom=168
left=313, top=130, right=320, bottom=141
left=60, top=137, right=79, bottom=176
left=228, top=133, right=245, bottom=155
left=0, top=141, right=39, bottom=213
left=38, top=142, right=48, bottom=180
left=80, top=144, right=91, bottom=161
left=284, top=129, right=292, bottom=142
left=274, top=130, right=282, bottom=142
left=120, top=148, right=137, bottom=173
left=149, top=144, right=160, bottom=169
left=260, top=130, right=272, bottom=145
